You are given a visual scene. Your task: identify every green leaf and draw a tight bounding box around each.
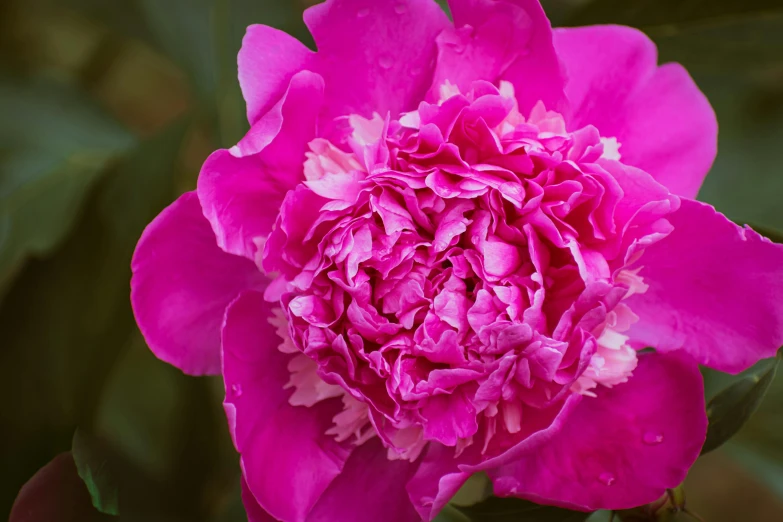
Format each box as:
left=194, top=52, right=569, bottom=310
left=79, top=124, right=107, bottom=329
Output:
left=726, top=443, right=783, bottom=501
left=94, top=335, right=184, bottom=483
left=436, top=0, right=452, bottom=18
left=0, top=119, right=182, bottom=513
left=72, top=430, right=120, bottom=515
left=456, top=497, right=592, bottom=522
left=0, top=77, right=134, bottom=294
left=136, top=0, right=219, bottom=102
left=702, top=357, right=780, bottom=455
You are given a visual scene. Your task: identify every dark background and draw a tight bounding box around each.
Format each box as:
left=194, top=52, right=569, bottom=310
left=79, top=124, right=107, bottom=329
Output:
left=1, top=1, right=782, bottom=520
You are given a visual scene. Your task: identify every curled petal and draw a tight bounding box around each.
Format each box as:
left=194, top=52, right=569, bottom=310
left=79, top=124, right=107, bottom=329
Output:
left=239, top=25, right=317, bottom=125
left=199, top=71, right=325, bottom=261
left=131, top=192, right=265, bottom=375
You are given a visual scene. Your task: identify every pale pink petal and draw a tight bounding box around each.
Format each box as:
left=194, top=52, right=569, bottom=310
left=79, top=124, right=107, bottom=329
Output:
left=222, top=291, right=351, bottom=522
left=306, top=439, right=421, bottom=522
left=439, top=0, right=568, bottom=115
left=198, top=71, right=324, bottom=261
left=553, top=26, right=717, bottom=198
left=490, top=353, right=706, bottom=511
left=304, top=0, right=449, bottom=126
left=131, top=192, right=265, bottom=376
left=239, top=25, right=317, bottom=125
left=627, top=199, right=783, bottom=374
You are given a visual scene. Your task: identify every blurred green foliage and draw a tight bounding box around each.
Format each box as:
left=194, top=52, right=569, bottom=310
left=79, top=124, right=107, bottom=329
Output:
left=1, top=0, right=783, bottom=520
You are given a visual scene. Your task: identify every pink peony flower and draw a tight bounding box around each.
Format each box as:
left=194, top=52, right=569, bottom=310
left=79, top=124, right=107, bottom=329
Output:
left=131, top=1, right=783, bottom=520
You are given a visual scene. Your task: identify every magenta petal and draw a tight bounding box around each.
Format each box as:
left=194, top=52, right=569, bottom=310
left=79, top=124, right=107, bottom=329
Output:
left=307, top=439, right=421, bottom=522
left=222, top=291, right=351, bottom=522
left=199, top=71, right=324, bottom=261
left=490, top=352, right=706, bottom=511
left=628, top=199, right=783, bottom=374
left=406, top=443, right=471, bottom=521
left=553, top=26, right=717, bottom=198
left=443, top=0, right=568, bottom=115
left=241, top=476, right=277, bottom=522
left=239, top=25, right=317, bottom=125
left=131, top=192, right=265, bottom=375
left=304, top=0, right=449, bottom=123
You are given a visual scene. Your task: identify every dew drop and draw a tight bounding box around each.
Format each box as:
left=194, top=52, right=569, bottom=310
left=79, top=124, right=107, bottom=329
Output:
left=598, top=472, right=615, bottom=486
left=357, top=8, right=370, bottom=18
left=643, top=431, right=664, bottom=445
left=452, top=43, right=466, bottom=55
left=394, top=3, right=408, bottom=14
left=379, top=56, right=394, bottom=70
left=230, top=383, right=243, bottom=398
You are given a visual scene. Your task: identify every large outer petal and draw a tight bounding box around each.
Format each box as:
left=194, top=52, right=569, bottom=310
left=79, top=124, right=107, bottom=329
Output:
left=307, top=439, right=421, bottom=522
left=222, top=291, right=351, bottom=522
left=553, top=26, right=717, bottom=198
left=627, top=198, right=783, bottom=374
left=131, top=192, right=265, bottom=375
left=303, top=0, right=450, bottom=125
left=198, top=71, right=324, bottom=262
left=440, top=0, right=567, bottom=115
left=239, top=25, right=317, bottom=125
left=490, top=352, right=707, bottom=511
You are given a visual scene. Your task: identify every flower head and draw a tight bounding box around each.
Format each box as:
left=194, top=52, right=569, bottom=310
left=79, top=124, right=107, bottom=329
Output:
left=131, top=1, right=783, bottom=521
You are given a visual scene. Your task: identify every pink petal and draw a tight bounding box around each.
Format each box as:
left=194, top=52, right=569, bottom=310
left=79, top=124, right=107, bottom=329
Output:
left=441, top=0, right=568, bottom=115
left=303, top=0, right=449, bottom=125
left=241, top=476, right=277, bottom=522
left=198, top=71, right=324, bottom=261
left=239, top=25, right=317, bottom=125
left=627, top=198, right=783, bottom=374
left=406, top=443, right=471, bottom=521
left=131, top=192, right=265, bottom=376
left=222, top=291, right=351, bottom=522
left=490, top=352, right=706, bottom=511
left=306, top=439, right=421, bottom=522
left=553, top=26, right=717, bottom=198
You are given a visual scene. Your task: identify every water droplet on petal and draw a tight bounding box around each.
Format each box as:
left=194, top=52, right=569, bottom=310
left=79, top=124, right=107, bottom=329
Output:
left=643, top=431, right=664, bottom=445
left=357, top=8, right=370, bottom=18
left=230, top=383, right=243, bottom=398
left=598, top=472, right=615, bottom=486
left=452, top=43, right=465, bottom=55
left=394, top=3, right=408, bottom=14
left=379, top=56, right=394, bottom=70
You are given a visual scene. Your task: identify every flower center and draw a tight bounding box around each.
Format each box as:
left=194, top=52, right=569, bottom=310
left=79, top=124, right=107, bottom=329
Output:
left=262, top=81, right=670, bottom=461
